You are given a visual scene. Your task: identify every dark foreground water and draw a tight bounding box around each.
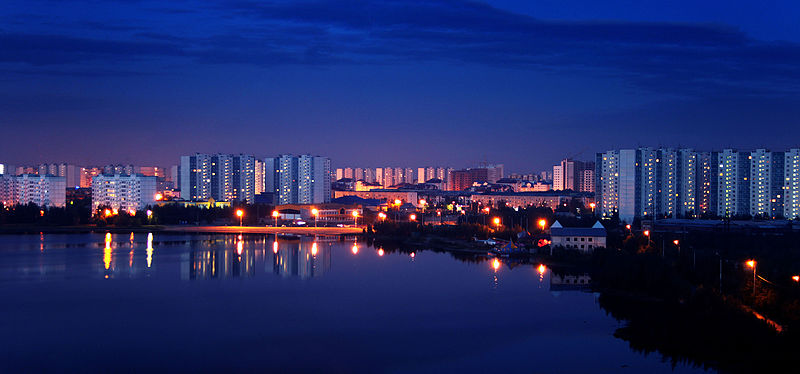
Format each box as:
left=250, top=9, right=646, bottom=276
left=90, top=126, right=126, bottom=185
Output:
left=0, top=233, right=709, bottom=373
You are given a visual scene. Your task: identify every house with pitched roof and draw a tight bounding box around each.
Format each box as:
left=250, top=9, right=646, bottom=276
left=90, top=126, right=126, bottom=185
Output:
left=549, top=220, right=607, bottom=252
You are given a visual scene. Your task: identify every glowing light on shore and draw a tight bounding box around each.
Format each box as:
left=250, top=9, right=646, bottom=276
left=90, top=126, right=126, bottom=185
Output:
left=492, top=258, right=501, bottom=272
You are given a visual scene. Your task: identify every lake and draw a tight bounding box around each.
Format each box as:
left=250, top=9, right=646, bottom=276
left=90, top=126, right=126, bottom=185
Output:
left=0, top=232, right=710, bottom=373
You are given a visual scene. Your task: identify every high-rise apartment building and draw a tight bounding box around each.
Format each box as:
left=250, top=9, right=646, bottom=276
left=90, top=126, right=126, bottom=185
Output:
left=80, top=167, right=104, bottom=188
left=92, top=174, right=157, bottom=213
left=716, top=149, right=750, bottom=217
left=265, top=154, right=331, bottom=205
left=254, top=159, right=264, bottom=195
left=748, top=149, right=784, bottom=217
left=596, top=148, right=700, bottom=222
left=553, top=159, right=594, bottom=192
left=180, top=153, right=256, bottom=203
left=785, top=149, right=800, bottom=219
left=597, top=147, right=800, bottom=221
left=0, top=175, right=66, bottom=207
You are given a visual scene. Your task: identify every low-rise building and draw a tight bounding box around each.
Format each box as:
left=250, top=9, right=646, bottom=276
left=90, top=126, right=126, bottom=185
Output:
left=470, top=191, right=593, bottom=210
left=549, top=221, right=607, bottom=252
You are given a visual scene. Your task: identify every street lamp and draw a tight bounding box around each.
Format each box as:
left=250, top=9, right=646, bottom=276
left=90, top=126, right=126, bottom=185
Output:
left=792, top=275, right=800, bottom=283
left=538, top=219, right=547, bottom=231
left=644, top=230, right=651, bottom=247
left=352, top=210, right=359, bottom=227
left=493, top=217, right=501, bottom=229
left=589, top=202, right=596, bottom=215
left=272, top=210, right=279, bottom=227
left=377, top=212, right=387, bottom=221
left=747, top=260, right=757, bottom=297
left=409, top=213, right=417, bottom=221
left=311, top=208, right=319, bottom=227
left=146, top=209, right=153, bottom=222
left=236, top=209, right=244, bottom=226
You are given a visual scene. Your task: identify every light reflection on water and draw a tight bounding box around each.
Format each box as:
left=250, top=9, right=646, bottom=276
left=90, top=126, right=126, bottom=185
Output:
left=0, top=233, right=710, bottom=374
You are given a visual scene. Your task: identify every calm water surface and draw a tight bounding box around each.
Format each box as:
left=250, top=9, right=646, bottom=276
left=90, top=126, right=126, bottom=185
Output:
left=0, top=233, right=710, bottom=373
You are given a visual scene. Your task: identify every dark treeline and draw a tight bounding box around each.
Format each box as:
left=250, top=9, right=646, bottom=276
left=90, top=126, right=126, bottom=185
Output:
left=0, top=203, right=90, bottom=226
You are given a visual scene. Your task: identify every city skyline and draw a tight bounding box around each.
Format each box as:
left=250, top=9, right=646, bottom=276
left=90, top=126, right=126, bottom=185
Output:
left=2, top=0, right=800, bottom=171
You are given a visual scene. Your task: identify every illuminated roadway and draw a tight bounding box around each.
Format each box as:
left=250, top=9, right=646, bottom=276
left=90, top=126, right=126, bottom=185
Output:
left=164, top=226, right=363, bottom=235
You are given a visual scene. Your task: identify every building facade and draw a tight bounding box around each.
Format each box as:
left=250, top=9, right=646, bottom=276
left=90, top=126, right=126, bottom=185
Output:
left=0, top=175, right=66, bottom=207
left=180, top=153, right=256, bottom=203
left=596, top=147, right=800, bottom=222
left=92, top=174, right=157, bottom=213
left=265, top=154, right=331, bottom=205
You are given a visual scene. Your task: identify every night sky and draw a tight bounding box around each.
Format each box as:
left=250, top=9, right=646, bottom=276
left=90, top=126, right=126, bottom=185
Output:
left=2, top=0, right=800, bottom=172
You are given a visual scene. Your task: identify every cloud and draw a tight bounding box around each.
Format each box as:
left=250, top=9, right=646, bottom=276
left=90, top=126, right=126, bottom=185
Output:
left=1, top=0, right=799, bottom=97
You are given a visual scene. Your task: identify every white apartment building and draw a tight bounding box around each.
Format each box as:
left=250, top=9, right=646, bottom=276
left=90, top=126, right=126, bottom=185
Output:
left=180, top=153, right=256, bottom=203
left=92, top=174, right=157, bottom=213
left=785, top=149, right=800, bottom=219
left=265, top=154, right=331, bottom=205
left=0, top=175, right=66, bottom=207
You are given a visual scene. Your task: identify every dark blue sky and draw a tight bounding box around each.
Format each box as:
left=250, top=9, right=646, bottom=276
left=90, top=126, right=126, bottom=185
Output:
left=2, top=0, right=799, bottom=172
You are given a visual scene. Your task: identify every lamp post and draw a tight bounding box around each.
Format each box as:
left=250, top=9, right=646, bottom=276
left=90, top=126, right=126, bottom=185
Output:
left=644, top=230, right=651, bottom=247
left=311, top=208, right=319, bottom=227
left=493, top=217, right=501, bottom=230
left=419, top=199, right=426, bottom=225
left=589, top=202, right=596, bottom=215
left=272, top=210, right=279, bottom=227
left=747, top=260, right=757, bottom=297
left=236, top=209, right=244, bottom=227
left=378, top=212, right=387, bottom=222
left=538, top=219, right=547, bottom=232
left=409, top=213, right=416, bottom=222
left=352, top=210, right=359, bottom=227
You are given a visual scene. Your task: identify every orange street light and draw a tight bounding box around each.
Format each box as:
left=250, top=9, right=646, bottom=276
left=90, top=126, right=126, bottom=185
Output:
left=154, top=193, right=163, bottom=201
left=419, top=199, right=426, bottom=206
left=673, top=239, right=680, bottom=245
left=483, top=207, right=490, bottom=214
left=746, top=260, right=757, bottom=297
left=792, top=275, right=800, bottom=282
left=394, top=199, right=402, bottom=206
left=236, top=209, right=244, bottom=226
left=538, top=219, right=547, bottom=231
left=409, top=214, right=417, bottom=221
left=311, top=208, right=319, bottom=227
left=493, top=217, right=501, bottom=227
left=377, top=212, right=387, bottom=221
left=272, top=210, right=279, bottom=227
left=352, top=210, right=359, bottom=226
left=104, top=209, right=112, bottom=217
left=589, top=202, right=596, bottom=214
